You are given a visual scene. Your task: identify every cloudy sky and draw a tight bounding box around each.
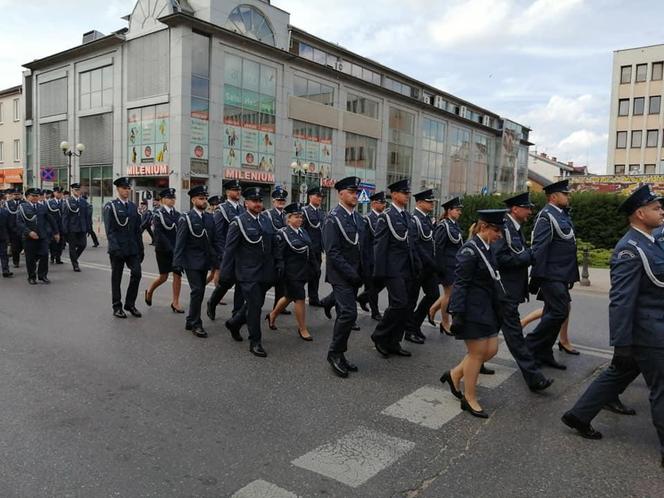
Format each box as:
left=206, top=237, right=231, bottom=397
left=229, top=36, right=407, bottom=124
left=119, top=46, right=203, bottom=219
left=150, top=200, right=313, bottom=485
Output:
left=2, top=0, right=663, bottom=173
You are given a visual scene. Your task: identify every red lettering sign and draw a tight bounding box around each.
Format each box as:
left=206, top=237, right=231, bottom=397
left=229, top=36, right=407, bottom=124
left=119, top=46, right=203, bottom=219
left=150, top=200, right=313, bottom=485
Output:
left=224, top=168, right=275, bottom=184
left=127, top=164, right=170, bottom=176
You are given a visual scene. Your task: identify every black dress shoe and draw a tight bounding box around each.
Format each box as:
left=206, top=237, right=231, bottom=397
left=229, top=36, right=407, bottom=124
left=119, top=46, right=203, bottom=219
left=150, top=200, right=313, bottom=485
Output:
left=341, top=355, right=358, bottom=372
left=439, top=323, right=453, bottom=336
left=3, top=272, right=14, bottom=278
left=603, top=399, right=636, bottom=415
left=250, top=343, right=267, bottom=357
left=124, top=306, right=142, bottom=318
left=113, top=309, right=127, bottom=319
left=28, top=278, right=37, bottom=285
left=371, top=312, right=382, bottom=321
left=55, top=260, right=64, bottom=265
left=374, top=341, right=390, bottom=358
left=309, top=299, right=324, bottom=308
left=73, top=264, right=81, bottom=272
left=351, top=323, right=360, bottom=331
left=480, top=364, right=495, bottom=375
left=206, top=300, right=216, bottom=321
left=280, top=309, right=292, bottom=315
left=529, top=377, right=554, bottom=392
left=440, top=370, right=463, bottom=399
left=328, top=354, right=349, bottom=378
left=461, top=397, right=489, bottom=419
left=39, top=277, right=50, bottom=284
left=185, top=323, right=193, bottom=331
left=540, top=357, right=567, bottom=370
left=404, top=333, right=425, bottom=345
left=225, top=320, right=243, bottom=342
left=323, top=301, right=333, bottom=319
left=561, top=412, right=602, bottom=439
left=391, top=347, right=412, bottom=357
left=192, top=326, right=208, bottom=338
left=356, top=295, right=369, bottom=312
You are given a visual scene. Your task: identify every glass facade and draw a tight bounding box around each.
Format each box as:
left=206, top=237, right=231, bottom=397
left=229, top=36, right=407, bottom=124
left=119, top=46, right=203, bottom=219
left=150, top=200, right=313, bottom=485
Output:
left=344, top=132, right=377, bottom=183
left=80, top=164, right=113, bottom=224
left=191, top=32, right=210, bottom=176
left=448, top=125, right=470, bottom=195
left=468, top=133, right=491, bottom=194
left=387, top=108, right=415, bottom=187
left=420, top=117, right=446, bottom=191
left=293, top=75, right=334, bottom=106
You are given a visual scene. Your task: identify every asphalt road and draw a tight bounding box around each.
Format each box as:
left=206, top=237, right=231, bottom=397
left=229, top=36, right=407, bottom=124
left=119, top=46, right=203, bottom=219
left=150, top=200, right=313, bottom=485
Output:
left=0, top=243, right=662, bottom=497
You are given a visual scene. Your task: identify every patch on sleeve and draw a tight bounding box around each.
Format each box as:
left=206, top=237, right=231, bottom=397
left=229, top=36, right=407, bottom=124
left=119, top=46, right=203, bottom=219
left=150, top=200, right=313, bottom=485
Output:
left=617, top=249, right=636, bottom=260
left=460, top=247, right=475, bottom=256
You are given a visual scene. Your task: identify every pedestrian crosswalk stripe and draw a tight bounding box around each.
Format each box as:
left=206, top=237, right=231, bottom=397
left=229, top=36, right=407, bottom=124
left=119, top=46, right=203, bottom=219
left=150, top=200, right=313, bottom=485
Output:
left=474, top=363, right=517, bottom=389
left=232, top=479, right=298, bottom=498
left=381, top=385, right=462, bottom=429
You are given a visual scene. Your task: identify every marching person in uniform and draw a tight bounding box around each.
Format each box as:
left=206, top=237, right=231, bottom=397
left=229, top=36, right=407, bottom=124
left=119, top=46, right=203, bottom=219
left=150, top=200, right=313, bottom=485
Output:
left=46, top=187, right=65, bottom=265
left=526, top=179, right=579, bottom=370
left=404, top=189, right=440, bottom=344
left=221, top=187, right=276, bottom=357
left=204, top=194, right=222, bottom=285
left=139, top=200, right=155, bottom=246
left=61, top=183, right=91, bottom=272
left=207, top=181, right=246, bottom=320
left=263, top=187, right=290, bottom=315
left=0, top=198, right=12, bottom=277
left=323, top=176, right=365, bottom=377
left=441, top=209, right=506, bottom=418
left=85, top=194, right=100, bottom=248
left=356, top=191, right=387, bottom=320
left=429, top=197, right=464, bottom=335
left=267, top=202, right=314, bottom=341
left=371, top=179, right=421, bottom=358
left=103, top=177, right=143, bottom=318
left=145, top=188, right=184, bottom=313
left=173, top=185, right=217, bottom=337
left=562, top=185, right=664, bottom=469
left=7, top=188, right=25, bottom=268
left=493, top=192, right=553, bottom=392
left=302, top=187, right=325, bottom=307
left=16, top=188, right=60, bottom=284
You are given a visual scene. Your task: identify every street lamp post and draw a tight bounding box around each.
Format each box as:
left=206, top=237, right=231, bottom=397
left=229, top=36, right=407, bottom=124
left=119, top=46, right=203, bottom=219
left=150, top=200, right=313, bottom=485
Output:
left=60, top=141, right=85, bottom=188
left=290, top=161, right=309, bottom=203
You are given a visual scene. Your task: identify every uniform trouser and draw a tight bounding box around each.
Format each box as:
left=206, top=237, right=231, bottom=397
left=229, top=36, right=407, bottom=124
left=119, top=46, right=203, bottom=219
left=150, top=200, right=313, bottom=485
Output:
left=228, top=281, right=268, bottom=345
left=88, top=229, right=99, bottom=246
left=357, top=277, right=384, bottom=316
left=307, top=252, right=322, bottom=302
left=329, top=283, right=359, bottom=355
left=110, top=254, right=141, bottom=310
left=525, top=280, right=571, bottom=361
left=49, top=234, right=64, bottom=261
left=67, top=232, right=87, bottom=264
left=9, top=233, right=22, bottom=266
left=500, top=300, right=547, bottom=387
left=184, top=268, right=207, bottom=328
left=0, top=240, right=8, bottom=272
left=569, top=346, right=664, bottom=455
left=209, top=278, right=244, bottom=315
left=25, top=239, right=49, bottom=280
left=405, top=272, right=440, bottom=335
left=372, top=277, right=418, bottom=350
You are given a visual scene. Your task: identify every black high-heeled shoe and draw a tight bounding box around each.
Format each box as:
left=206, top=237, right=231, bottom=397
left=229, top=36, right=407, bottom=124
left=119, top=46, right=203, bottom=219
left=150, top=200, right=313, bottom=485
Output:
left=171, top=303, right=185, bottom=314
left=439, top=370, right=462, bottom=399
left=558, top=342, right=580, bottom=355
left=265, top=314, right=277, bottom=330
left=427, top=316, right=437, bottom=327
left=144, top=290, right=152, bottom=306
left=440, top=323, right=453, bottom=336
left=298, top=329, right=313, bottom=342
left=460, top=397, right=489, bottom=419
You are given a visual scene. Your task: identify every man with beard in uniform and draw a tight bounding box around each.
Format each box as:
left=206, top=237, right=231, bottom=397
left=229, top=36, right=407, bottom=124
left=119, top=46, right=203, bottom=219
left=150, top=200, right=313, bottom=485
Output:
left=173, top=185, right=217, bottom=338
left=404, top=189, right=440, bottom=345
left=7, top=188, right=25, bottom=268
left=207, top=180, right=246, bottom=321
left=371, top=179, right=421, bottom=358
left=302, top=186, right=325, bottom=307
left=16, top=188, right=60, bottom=284
left=526, top=179, right=579, bottom=370
left=356, top=191, right=387, bottom=320
left=103, top=177, right=143, bottom=319
left=263, top=186, right=291, bottom=315
left=61, top=183, right=91, bottom=272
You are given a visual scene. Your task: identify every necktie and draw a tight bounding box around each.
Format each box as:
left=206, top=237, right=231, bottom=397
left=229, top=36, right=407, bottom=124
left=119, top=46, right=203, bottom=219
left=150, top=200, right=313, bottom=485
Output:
left=400, top=210, right=409, bottom=225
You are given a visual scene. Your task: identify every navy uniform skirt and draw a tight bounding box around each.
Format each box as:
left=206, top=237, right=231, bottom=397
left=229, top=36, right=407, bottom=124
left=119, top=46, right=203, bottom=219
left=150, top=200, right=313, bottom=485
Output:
left=454, top=320, right=499, bottom=341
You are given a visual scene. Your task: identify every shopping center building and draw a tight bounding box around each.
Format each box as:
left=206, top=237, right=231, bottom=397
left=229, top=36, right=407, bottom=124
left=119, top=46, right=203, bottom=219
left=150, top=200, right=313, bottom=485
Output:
left=22, top=0, right=532, bottom=215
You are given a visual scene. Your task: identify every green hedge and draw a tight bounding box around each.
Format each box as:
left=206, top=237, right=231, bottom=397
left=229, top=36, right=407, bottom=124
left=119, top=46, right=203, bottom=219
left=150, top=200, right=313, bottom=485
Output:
left=455, top=192, right=629, bottom=250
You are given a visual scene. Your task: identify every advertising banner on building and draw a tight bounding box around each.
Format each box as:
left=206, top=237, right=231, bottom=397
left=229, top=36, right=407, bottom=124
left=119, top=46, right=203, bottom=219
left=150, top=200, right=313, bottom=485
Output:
left=128, top=104, right=169, bottom=172
left=570, top=175, right=664, bottom=194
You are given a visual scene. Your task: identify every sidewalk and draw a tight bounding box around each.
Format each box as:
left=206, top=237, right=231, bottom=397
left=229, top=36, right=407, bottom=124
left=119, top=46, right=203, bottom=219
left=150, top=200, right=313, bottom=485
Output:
left=573, top=265, right=610, bottom=295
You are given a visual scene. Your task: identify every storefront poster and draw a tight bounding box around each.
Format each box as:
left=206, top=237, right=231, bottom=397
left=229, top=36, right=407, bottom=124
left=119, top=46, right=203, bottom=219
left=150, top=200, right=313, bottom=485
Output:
left=191, top=117, right=209, bottom=161
left=242, top=128, right=259, bottom=154
left=319, top=142, right=332, bottom=162
left=141, top=144, right=155, bottom=164
left=293, top=138, right=305, bottom=159
left=306, top=141, right=319, bottom=162
left=191, top=143, right=208, bottom=161
left=224, top=125, right=242, bottom=149
left=127, top=104, right=169, bottom=168
left=259, top=132, right=275, bottom=155
left=128, top=146, right=139, bottom=166
left=258, top=154, right=274, bottom=172
left=224, top=148, right=240, bottom=168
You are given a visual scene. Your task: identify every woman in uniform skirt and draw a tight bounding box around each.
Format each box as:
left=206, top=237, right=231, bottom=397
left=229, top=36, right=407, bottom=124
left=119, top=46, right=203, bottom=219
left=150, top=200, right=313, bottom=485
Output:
left=144, top=188, right=185, bottom=313
left=266, top=202, right=314, bottom=341
left=440, top=209, right=507, bottom=418
left=428, top=197, right=464, bottom=334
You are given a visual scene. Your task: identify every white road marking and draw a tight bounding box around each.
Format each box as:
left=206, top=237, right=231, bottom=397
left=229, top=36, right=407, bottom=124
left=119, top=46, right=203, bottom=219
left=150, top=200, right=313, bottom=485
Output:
left=474, top=363, right=518, bottom=389
left=231, top=479, right=299, bottom=498
left=291, top=426, right=415, bottom=488
left=381, top=385, right=462, bottom=429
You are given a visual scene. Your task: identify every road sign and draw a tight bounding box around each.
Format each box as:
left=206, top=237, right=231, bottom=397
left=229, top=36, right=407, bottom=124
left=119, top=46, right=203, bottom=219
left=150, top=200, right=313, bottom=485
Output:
left=40, top=167, right=55, bottom=181
left=358, top=189, right=370, bottom=204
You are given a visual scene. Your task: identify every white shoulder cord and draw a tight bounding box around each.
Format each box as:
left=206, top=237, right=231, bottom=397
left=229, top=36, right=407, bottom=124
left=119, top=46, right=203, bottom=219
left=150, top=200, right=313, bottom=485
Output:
left=364, top=215, right=376, bottom=236
left=444, top=219, right=462, bottom=244
left=279, top=227, right=309, bottom=255
left=531, top=213, right=553, bottom=245
left=65, top=198, right=80, bottom=214
left=333, top=214, right=359, bottom=245
left=628, top=240, right=664, bottom=287
left=110, top=202, right=129, bottom=227
left=6, top=202, right=18, bottom=215
left=19, top=204, right=36, bottom=222
left=185, top=213, right=207, bottom=238
left=413, top=215, right=433, bottom=241
left=157, top=209, right=176, bottom=231
left=46, top=200, right=60, bottom=213
left=303, top=207, right=321, bottom=229
left=220, top=204, right=231, bottom=223
left=234, top=217, right=263, bottom=245
left=469, top=240, right=506, bottom=294
left=384, top=210, right=408, bottom=242
left=266, top=210, right=282, bottom=231
left=547, top=212, right=575, bottom=241
left=504, top=224, right=525, bottom=254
